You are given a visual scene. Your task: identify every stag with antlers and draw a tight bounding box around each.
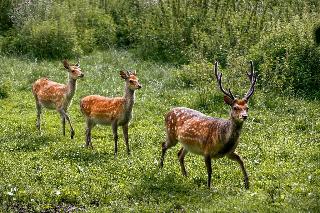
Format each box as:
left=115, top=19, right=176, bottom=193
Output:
left=160, top=61, right=257, bottom=189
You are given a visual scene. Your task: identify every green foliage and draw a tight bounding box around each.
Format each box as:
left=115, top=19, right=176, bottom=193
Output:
left=172, top=60, right=214, bottom=88
left=248, top=16, right=320, bottom=98
left=75, top=8, right=116, bottom=50
left=313, top=23, right=320, bottom=46
left=0, top=0, right=13, bottom=33
left=20, top=19, right=80, bottom=59
left=1, top=0, right=117, bottom=58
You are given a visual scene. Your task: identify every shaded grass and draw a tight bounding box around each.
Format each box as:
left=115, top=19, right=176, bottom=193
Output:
left=0, top=50, right=319, bottom=212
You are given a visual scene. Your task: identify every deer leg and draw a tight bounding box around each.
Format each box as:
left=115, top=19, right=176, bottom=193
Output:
left=160, top=141, right=167, bottom=168
left=60, top=114, right=66, bottom=136
left=160, top=135, right=176, bottom=168
left=227, top=152, right=249, bottom=189
left=35, top=98, right=42, bottom=132
left=112, top=122, right=118, bottom=157
left=122, top=124, right=130, bottom=155
left=178, top=147, right=188, bottom=176
left=160, top=135, right=177, bottom=168
left=85, top=119, right=93, bottom=148
left=58, top=109, right=75, bottom=139
left=204, top=155, right=212, bottom=188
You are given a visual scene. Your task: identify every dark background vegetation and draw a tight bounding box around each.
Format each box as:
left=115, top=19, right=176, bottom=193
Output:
left=0, top=0, right=320, bottom=99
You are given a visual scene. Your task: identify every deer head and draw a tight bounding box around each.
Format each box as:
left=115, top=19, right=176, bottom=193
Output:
left=214, top=61, right=257, bottom=122
left=120, top=70, right=142, bottom=90
left=63, top=59, right=84, bottom=80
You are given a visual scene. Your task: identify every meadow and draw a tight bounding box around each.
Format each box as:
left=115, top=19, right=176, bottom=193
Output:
left=0, top=49, right=319, bottom=212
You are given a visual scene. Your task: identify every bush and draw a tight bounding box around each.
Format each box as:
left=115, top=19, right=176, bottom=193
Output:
left=0, top=30, right=24, bottom=55
left=172, top=60, right=214, bottom=88
left=0, top=0, right=13, bottom=33
left=1, top=0, right=117, bottom=58
left=19, top=19, right=80, bottom=59
left=248, top=16, right=320, bottom=98
left=1, top=1, right=81, bottom=59
left=75, top=9, right=116, bottom=50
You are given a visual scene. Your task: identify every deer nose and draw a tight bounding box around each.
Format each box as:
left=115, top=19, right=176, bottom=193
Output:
left=242, top=115, right=248, bottom=120
left=137, top=84, right=142, bottom=89
left=80, top=73, right=84, bottom=78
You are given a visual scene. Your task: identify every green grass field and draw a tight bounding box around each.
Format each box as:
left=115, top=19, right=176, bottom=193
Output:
left=0, top=50, right=319, bottom=212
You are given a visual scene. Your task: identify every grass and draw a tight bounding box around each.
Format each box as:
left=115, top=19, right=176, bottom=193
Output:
left=0, top=49, right=319, bottom=212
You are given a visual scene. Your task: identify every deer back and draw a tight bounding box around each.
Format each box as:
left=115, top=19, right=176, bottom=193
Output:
left=80, top=95, right=126, bottom=124
left=166, top=107, right=235, bottom=156
left=32, top=78, right=68, bottom=109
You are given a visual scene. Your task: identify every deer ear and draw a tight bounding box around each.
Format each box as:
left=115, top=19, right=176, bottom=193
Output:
left=75, top=58, right=80, bottom=67
left=224, top=95, right=234, bottom=106
left=63, top=60, right=69, bottom=69
left=120, top=70, right=129, bottom=79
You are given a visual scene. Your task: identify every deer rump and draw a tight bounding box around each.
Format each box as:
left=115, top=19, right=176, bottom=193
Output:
left=165, top=107, right=239, bottom=158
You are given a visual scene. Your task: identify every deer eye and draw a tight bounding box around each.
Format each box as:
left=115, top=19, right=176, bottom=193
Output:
left=233, top=106, right=238, bottom=110
left=71, top=70, right=75, bottom=73
left=129, top=80, right=134, bottom=83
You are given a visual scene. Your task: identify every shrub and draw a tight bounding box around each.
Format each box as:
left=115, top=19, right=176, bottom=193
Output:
left=2, top=1, right=81, bottom=59
left=0, top=29, right=24, bottom=55
left=0, top=0, right=13, bottom=33
left=248, top=16, right=320, bottom=98
left=172, top=60, right=214, bottom=88
left=1, top=0, right=117, bottom=58
left=75, top=9, right=116, bottom=50
left=19, top=19, right=80, bottom=59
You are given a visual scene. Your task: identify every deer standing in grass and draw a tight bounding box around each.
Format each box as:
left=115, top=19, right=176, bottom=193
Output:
left=80, top=70, right=142, bottom=156
left=160, top=61, right=257, bottom=189
left=32, top=60, right=84, bottom=139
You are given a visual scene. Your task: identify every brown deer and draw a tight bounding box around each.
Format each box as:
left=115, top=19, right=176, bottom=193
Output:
left=80, top=70, right=142, bottom=156
left=160, top=61, right=257, bottom=189
left=32, top=60, right=84, bottom=139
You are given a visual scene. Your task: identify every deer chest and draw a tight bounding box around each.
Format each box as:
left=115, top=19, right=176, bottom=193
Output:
left=216, top=138, right=239, bottom=156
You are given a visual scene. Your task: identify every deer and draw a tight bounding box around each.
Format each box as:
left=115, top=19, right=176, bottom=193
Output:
left=80, top=70, right=142, bottom=156
left=160, top=61, right=257, bottom=189
left=32, top=60, right=84, bottom=139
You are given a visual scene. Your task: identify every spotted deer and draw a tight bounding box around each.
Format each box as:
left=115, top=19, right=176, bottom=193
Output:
left=160, top=61, right=257, bottom=189
left=80, top=70, right=142, bottom=156
left=32, top=60, right=84, bottom=139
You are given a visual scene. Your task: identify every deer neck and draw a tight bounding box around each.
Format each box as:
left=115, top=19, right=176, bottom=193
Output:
left=66, top=78, right=77, bottom=100
left=227, top=118, right=244, bottom=141
left=124, top=86, right=135, bottom=113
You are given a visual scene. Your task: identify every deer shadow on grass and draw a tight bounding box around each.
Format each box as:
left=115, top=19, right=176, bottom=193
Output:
left=0, top=126, right=54, bottom=152
left=51, top=147, right=115, bottom=165
left=128, top=166, right=214, bottom=210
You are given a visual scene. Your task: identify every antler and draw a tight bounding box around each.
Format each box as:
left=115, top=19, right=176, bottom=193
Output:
left=214, top=61, right=235, bottom=100
left=243, top=61, right=257, bottom=101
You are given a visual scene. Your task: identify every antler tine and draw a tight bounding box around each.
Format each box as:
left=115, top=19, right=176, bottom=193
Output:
left=247, top=61, right=254, bottom=83
left=244, top=61, right=257, bottom=101
left=214, top=61, right=235, bottom=100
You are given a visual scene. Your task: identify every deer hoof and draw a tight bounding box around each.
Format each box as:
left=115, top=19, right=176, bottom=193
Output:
left=70, top=131, right=75, bottom=139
